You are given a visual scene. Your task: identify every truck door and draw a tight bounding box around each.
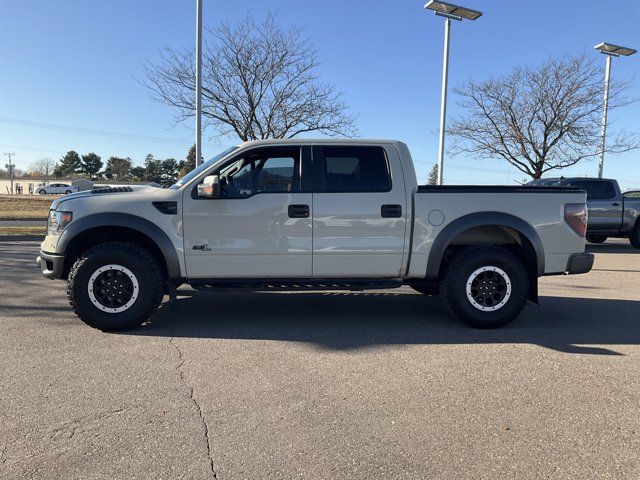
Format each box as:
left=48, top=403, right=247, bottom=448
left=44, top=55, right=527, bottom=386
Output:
left=311, top=145, right=408, bottom=278
left=182, top=146, right=313, bottom=278
left=566, top=180, right=622, bottom=232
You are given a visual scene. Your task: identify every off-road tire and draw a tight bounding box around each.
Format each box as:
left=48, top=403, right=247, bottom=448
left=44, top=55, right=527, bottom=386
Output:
left=440, top=246, right=529, bottom=329
left=630, top=222, right=640, bottom=249
left=67, top=242, right=164, bottom=331
left=586, top=234, right=607, bottom=244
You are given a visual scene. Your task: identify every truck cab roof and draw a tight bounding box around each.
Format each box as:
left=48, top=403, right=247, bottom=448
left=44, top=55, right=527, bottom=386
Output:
left=527, top=177, right=618, bottom=186
left=238, top=138, right=407, bottom=148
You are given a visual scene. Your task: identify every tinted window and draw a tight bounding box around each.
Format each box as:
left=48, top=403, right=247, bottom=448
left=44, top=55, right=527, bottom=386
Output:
left=218, top=148, right=300, bottom=198
left=568, top=180, right=616, bottom=200
left=320, top=146, right=391, bottom=193
left=527, top=179, right=563, bottom=186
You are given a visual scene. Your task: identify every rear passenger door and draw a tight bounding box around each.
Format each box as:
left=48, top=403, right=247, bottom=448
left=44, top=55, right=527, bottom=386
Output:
left=311, top=145, right=408, bottom=278
left=566, top=180, right=622, bottom=232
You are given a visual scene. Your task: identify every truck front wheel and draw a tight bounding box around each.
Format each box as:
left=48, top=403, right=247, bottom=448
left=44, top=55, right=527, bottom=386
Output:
left=440, top=246, right=529, bottom=329
left=67, top=242, right=164, bottom=331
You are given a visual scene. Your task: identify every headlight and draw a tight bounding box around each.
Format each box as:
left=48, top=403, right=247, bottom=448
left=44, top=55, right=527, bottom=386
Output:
left=47, top=210, right=73, bottom=236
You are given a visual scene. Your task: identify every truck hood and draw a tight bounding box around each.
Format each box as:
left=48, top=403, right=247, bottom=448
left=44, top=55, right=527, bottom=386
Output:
left=50, top=185, right=162, bottom=210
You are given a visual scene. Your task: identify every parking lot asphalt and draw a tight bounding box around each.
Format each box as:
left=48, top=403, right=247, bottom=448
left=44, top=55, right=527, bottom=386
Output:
left=1, top=240, right=639, bottom=479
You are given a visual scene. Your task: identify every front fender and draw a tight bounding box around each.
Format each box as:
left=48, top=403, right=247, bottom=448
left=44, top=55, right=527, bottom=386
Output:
left=57, top=212, right=182, bottom=279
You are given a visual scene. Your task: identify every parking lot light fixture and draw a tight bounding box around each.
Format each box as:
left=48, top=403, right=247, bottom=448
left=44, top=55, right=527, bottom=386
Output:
left=424, top=1, right=482, bottom=185
left=594, top=42, right=636, bottom=178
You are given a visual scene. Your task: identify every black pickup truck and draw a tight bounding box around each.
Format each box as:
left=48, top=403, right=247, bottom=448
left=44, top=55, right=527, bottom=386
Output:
left=528, top=177, right=640, bottom=248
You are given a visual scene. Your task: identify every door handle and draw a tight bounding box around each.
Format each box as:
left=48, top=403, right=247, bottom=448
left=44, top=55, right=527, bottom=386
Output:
left=288, top=204, right=310, bottom=218
left=381, top=204, right=402, bottom=218
left=612, top=202, right=620, bottom=206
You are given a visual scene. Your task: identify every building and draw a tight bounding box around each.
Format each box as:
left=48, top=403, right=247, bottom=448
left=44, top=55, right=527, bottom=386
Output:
left=0, top=177, right=160, bottom=195
left=0, top=177, right=93, bottom=195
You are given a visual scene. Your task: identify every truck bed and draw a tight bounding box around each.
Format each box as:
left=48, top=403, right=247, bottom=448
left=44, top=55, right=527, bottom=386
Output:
left=417, top=185, right=580, bottom=193
left=408, top=185, right=587, bottom=278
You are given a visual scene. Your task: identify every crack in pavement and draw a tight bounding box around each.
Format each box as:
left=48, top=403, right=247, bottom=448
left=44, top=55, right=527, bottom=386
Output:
left=169, top=337, right=218, bottom=479
left=48, top=408, right=126, bottom=441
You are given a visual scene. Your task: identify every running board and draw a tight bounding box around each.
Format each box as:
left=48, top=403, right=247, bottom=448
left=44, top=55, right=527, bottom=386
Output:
left=188, top=278, right=404, bottom=292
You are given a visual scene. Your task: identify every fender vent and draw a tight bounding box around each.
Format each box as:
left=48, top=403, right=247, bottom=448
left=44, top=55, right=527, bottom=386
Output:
left=91, top=186, right=133, bottom=194
left=153, top=201, right=178, bottom=215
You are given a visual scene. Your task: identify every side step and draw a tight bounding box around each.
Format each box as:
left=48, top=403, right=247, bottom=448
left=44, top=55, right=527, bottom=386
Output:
left=189, top=278, right=404, bottom=292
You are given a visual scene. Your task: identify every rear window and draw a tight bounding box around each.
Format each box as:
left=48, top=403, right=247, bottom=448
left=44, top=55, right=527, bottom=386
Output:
left=318, top=146, right=391, bottom=193
left=527, top=179, right=564, bottom=187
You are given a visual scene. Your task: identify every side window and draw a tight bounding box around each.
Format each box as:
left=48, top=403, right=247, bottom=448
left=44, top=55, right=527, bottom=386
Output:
left=592, top=181, right=616, bottom=200
left=319, top=146, right=391, bottom=193
left=256, top=157, right=297, bottom=193
left=568, top=181, right=615, bottom=200
left=217, top=148, right=300, bottom=198
left=567, top=180, right=593, bottom=200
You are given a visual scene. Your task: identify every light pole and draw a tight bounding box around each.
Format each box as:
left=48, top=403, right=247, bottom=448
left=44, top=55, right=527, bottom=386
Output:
left=594, top=42, right=636, bottom=178
left=195, top=0, right=203, bottom=167
left=425, top=1, right=482, bottom=185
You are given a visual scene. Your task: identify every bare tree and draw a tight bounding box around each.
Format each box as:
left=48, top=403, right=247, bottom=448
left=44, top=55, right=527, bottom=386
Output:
left=29, top=158, right=56, bottom=177
left=448, top=55, right=639, bottom=179
left=144, top=13, right=357, bottom=141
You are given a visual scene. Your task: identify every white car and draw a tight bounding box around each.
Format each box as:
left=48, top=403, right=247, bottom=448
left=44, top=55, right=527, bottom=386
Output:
left=37, top=183, right=78, bottom=195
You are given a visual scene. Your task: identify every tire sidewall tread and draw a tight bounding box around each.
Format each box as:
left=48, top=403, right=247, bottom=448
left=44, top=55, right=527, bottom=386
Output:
left=67, top=242, right=164, bottom=331
left=440, top=245, right=529, bottom=329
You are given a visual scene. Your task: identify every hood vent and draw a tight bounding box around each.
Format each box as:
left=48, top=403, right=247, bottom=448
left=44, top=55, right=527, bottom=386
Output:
left=91, top=186, right=133, bottom=194
left=153, top=201, right=178, bottom=215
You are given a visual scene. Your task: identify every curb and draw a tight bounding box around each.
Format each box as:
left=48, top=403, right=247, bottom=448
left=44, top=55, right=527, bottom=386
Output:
left=0, top=218, right=47, bottom=222
left=0, top=235, right=44, bottom=242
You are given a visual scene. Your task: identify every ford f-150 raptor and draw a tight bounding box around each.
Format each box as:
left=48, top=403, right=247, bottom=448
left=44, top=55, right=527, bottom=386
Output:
left=37, top=139, right=593, bottom=331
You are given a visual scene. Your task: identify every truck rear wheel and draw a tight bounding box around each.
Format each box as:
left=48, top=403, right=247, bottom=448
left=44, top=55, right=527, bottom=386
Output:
left=67, top=242, right=164, bottom=331
left=440, top=246, right=529, bottom=329
left=630, top=224, right=640, bottom=249
left=586, top=234, right=607, bottom=244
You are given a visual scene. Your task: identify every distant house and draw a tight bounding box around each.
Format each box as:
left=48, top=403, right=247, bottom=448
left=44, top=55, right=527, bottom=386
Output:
left=0, top=177, right=161, bottom=195
left=0, top=177, right=72, bottom=195
left=72, top=178, right=94, bottom=191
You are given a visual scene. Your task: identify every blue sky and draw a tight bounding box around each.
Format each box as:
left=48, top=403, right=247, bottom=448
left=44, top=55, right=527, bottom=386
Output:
left=1, top=0, right=639, bottom=188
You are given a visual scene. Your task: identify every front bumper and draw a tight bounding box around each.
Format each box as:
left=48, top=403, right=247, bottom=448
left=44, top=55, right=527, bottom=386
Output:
left=566, top=252, right=594, bottom=275
left=37, top=251, right=65, bottom=279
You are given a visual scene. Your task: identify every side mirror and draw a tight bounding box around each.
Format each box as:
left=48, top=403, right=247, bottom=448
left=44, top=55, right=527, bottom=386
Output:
left=197, top=175, right=220, bottom=198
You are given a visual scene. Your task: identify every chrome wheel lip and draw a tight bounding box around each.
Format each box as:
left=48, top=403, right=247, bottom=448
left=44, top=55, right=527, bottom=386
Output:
left=87, top=264, right=139, bottom=314
left=465, top=266, right=512, bottom=312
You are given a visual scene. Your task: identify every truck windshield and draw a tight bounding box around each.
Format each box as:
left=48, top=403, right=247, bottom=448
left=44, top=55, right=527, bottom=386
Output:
left=169, top=146, right=239, bottom=190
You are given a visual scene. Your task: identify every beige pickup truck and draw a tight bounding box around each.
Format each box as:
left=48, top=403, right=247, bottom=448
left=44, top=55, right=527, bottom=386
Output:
left=38, top=139, right=593, bottom=331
